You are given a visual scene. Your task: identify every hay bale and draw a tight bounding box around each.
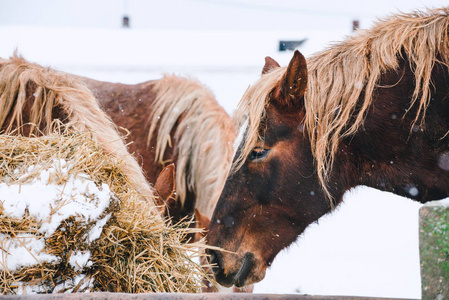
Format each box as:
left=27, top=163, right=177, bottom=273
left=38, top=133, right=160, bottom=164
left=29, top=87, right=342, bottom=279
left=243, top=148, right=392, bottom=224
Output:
left=0, top=132, right=209, bottom=294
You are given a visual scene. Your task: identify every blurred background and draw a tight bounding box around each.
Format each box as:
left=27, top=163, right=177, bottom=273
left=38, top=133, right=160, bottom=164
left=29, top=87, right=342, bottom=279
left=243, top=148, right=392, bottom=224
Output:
left=2, top=0, right=447, bottom=112
left=1, top=0, right=448, bottom=298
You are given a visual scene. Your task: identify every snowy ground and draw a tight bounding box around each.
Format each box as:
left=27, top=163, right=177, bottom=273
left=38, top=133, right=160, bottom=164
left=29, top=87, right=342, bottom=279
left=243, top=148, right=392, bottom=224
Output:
left=0, top=25, right=430, bottom=298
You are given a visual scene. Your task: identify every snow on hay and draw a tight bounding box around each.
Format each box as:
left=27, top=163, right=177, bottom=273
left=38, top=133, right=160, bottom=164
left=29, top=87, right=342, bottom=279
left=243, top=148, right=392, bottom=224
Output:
left=0, top=131, right=209, bottom=294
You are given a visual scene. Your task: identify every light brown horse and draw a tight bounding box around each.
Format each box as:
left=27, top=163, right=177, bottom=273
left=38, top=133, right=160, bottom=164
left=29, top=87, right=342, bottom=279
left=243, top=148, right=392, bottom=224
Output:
left=0, top=54, right=161, bottom=214
left=82, top=75, right=237, bottom=223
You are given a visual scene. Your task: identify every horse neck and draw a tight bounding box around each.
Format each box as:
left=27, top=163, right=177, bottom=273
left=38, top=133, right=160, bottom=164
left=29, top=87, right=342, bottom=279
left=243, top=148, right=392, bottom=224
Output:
left=84, top=79, right=157, bottom=142
left=83, top=78, right=160, bottom=179
left=332, top=59, right=449, bottom=204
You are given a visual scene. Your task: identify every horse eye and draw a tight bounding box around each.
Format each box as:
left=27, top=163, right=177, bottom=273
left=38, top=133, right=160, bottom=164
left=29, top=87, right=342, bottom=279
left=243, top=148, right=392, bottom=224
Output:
left=248, top=147, right=269, bottom=161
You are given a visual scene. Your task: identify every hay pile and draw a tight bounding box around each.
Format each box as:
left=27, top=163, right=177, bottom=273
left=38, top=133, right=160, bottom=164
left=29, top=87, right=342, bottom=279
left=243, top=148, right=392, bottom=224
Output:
left=0, top=131, right=210, bottom=294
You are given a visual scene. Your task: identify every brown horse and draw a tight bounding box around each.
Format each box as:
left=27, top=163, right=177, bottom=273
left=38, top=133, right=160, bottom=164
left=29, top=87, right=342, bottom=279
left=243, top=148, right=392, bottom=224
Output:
left=207, top=7, right=449, bottom=288
left=0, top=54, right=160, bottom=214
left=82, top=75, right=236, bottom=222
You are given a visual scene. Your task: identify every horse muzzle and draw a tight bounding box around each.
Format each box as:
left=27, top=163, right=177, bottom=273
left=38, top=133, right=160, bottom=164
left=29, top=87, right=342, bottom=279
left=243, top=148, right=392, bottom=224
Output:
left=208, top=250, right=263, bottom=288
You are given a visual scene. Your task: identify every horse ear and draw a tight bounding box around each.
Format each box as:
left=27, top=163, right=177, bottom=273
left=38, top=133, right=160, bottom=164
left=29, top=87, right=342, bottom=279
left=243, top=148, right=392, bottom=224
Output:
left=195, top=208, right=211, bottom=229
left=154, top=163, right=176, bottom=214
left=194, top=208, right=211, bottom=242
left=275, top=50, right=308, bottom=108
left=262, top=56, right=281, bottom=74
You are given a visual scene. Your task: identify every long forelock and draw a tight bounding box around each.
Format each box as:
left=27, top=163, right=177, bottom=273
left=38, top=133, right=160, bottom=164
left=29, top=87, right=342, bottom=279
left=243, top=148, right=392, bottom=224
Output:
left=231, top=67, right=285, bottom=172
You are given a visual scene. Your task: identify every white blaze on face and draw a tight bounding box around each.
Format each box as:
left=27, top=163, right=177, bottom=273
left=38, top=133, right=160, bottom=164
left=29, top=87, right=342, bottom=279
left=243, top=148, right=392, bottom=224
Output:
left=233, top=119, right=249, bottom=159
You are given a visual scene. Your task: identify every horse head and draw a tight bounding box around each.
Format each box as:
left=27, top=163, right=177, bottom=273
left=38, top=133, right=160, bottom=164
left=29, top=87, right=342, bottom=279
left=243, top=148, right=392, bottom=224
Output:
left=206, top=51, right=332, bottom=287
left=208, top=8, right=449, bottom=289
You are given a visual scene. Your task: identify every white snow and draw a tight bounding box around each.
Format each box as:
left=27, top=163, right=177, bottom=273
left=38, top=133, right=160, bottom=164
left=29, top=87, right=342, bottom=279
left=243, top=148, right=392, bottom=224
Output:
left=1, top=159, right=112, bottom=238
left=52, top=274, right=94, bottom=293
left=88, top=214, right=112, bottom=242
left=16, top=282, right=48, bottom=295
left=69, top=251, right=93, bottom=271
left=0, top=233, right=59, bottom=271
left=425, top=198, right=449, bottom=207
left=0, top=158, right=113, bottom=279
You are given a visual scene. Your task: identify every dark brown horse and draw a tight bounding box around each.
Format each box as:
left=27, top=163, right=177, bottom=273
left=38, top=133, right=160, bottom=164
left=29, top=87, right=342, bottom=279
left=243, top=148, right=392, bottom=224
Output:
left=82, top=75, right=236, bottom=222
left=207, top=7, right=449, bottom=288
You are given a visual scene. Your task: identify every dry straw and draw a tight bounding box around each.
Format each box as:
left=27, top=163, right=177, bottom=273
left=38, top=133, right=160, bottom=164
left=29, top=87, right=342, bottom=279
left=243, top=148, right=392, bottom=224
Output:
left=0, top=130, right=212, bottom=294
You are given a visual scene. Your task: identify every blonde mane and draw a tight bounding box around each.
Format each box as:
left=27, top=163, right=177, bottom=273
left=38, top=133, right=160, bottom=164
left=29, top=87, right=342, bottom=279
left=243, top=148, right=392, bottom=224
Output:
left=148, top=75, right=236, bottom=217
left=234, top=7, right=449, bottom=200
left=0, top=54, right=158, bottom=210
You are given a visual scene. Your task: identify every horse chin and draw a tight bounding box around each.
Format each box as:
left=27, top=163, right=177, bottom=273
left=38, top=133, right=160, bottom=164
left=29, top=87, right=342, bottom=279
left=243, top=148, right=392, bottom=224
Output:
left=234, top=266, right=266, bottom=288
left=213, top=251, right=267, bottom=288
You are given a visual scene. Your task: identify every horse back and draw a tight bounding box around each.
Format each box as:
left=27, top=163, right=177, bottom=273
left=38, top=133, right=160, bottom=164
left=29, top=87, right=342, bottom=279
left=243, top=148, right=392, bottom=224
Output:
left=81, top=77, right=164, bottom=184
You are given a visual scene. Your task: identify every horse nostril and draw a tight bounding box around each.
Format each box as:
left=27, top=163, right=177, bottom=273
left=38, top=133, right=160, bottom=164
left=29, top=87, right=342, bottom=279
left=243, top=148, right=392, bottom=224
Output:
left=207, top=249, right=220, bottom=271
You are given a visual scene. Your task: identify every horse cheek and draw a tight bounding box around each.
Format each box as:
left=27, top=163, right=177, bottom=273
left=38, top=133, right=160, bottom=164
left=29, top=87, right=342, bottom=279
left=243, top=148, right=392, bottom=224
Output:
left=209, top=170, right=251, bottom=246
left=254, top=158, right=281, bottom=205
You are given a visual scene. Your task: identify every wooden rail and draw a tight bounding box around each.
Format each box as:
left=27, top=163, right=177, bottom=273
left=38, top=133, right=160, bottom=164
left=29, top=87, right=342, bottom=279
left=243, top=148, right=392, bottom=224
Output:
left=0, top=293, right=416, bottom=300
